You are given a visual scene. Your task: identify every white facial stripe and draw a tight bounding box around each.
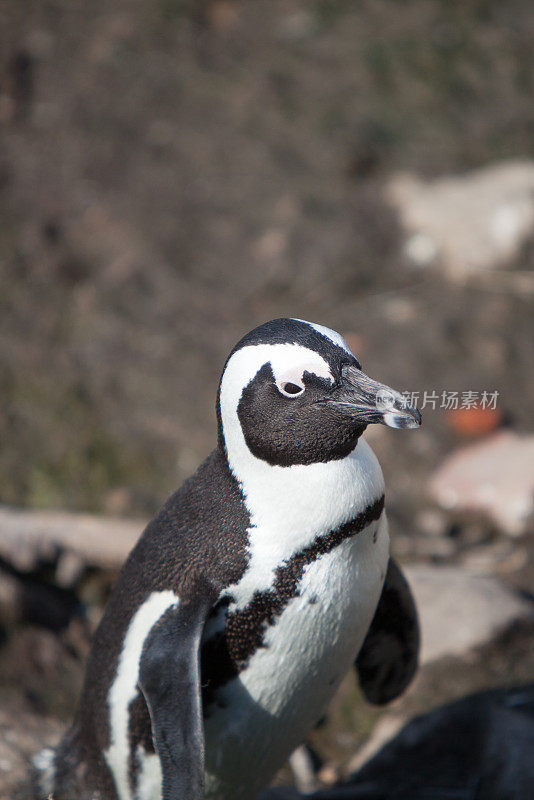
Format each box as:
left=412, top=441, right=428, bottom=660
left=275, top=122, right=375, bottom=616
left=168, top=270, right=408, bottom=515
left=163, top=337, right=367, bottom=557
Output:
left=275, top=358, right=331, bottom=395
left=271, top=356, right=332, bottom=385
left=222, top=342, right=333, bottom=405
left=219, top=342, right=333, bottom=456
left=105, top=591, right=178, bottom=800
left=292, top=319, right=353, bottom=355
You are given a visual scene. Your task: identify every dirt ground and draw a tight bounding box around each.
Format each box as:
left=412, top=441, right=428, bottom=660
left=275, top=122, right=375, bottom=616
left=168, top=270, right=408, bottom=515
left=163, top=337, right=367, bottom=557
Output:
left=0, top=1, right=533, bottom=797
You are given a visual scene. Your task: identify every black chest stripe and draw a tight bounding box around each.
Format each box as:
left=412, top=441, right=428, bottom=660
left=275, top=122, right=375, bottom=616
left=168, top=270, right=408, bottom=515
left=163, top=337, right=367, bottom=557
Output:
left=201, top=494, right=384, bottom=710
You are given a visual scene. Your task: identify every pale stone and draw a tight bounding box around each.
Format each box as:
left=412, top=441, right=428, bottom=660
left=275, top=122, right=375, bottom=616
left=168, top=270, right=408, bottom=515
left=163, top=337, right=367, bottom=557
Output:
left=0, top=505, right=144, bottom=572
left=404, top=564, right=534, bottom=664
left=386, top=160, right=534, bottom=277
left=428, top=431, right=534, bottom=537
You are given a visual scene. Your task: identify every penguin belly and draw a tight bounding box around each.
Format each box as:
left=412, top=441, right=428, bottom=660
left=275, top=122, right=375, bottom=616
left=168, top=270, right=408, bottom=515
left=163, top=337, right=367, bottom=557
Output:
left=203, top=513, right=390, bottom=800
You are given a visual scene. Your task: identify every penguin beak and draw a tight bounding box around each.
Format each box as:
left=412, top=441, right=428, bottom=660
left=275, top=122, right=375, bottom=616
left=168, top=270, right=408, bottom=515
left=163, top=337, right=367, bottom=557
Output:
left=324, top=364, right=421, bottom=430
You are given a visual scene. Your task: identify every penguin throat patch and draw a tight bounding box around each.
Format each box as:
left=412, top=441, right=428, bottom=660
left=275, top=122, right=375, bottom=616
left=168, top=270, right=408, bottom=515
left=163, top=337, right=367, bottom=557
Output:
left=201, top=494, right=385, bottom=710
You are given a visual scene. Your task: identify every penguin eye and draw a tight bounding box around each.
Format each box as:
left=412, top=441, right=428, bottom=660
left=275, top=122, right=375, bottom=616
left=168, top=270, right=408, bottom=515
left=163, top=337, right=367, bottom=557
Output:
left=278, top=381, right=305, bottom=398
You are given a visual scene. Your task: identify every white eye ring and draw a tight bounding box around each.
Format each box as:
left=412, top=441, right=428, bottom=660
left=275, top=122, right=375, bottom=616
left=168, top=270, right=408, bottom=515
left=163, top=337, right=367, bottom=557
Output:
left=277, top=381, right=305, bottom=398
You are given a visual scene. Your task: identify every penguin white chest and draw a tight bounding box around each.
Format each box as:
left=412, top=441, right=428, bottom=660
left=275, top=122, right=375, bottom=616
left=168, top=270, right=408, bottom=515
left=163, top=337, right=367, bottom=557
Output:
left=203, top=511, right=389, bottom=800
left=201, top=437, right=389, bottom=800
left=235, top=510, right=389, bottom=712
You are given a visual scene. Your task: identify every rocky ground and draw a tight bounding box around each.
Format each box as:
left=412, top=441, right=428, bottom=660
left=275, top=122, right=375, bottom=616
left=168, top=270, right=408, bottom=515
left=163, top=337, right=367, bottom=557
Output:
left=1, top=0, right=533, bottom=797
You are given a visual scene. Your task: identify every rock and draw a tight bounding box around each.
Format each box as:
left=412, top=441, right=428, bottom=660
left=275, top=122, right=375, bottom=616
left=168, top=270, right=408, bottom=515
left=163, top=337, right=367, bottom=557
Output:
left=386, top=160, right=534, bottom=276
left=0, top=506, right=144, bottom=573
left=460, top=541, right=528, bottom=575
left=427, top=431, right=534, bottom=537
left=404, top=564, right=534, bottom=664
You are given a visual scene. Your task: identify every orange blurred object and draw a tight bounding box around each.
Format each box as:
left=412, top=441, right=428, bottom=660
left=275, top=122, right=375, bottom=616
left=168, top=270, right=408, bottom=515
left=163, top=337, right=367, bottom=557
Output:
left=446, top=406, right=503, bottom=437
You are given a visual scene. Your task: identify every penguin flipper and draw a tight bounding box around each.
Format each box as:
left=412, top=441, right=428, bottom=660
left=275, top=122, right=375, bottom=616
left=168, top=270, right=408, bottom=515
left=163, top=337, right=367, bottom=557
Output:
left=355, top=558, right=419, bottom=705
left=139, top=596, right=212, bottom=800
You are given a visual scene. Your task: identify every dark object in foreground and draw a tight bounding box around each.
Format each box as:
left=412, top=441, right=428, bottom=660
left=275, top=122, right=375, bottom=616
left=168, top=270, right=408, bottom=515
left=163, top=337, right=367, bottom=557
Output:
left=262, top=684, right=534, bottom=800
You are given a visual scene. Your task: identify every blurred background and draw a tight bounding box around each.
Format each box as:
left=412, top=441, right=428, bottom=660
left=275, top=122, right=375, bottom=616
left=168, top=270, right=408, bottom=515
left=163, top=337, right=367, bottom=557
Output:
left=0, top=1, right=533, bottom=797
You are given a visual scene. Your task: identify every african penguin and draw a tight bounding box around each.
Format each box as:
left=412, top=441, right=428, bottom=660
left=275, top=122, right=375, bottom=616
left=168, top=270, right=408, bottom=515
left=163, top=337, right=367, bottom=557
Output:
left=35, top=318, right=421, bottom=800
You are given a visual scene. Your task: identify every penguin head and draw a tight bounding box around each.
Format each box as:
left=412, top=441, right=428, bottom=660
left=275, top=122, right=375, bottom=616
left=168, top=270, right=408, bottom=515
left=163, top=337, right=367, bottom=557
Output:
left=218, top=318, right=420, bottom=468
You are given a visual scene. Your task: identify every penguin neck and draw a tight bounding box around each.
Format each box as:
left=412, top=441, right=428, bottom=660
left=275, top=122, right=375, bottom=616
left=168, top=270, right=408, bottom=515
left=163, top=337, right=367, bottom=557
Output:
left=217, top=409, right=385, bottom=552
